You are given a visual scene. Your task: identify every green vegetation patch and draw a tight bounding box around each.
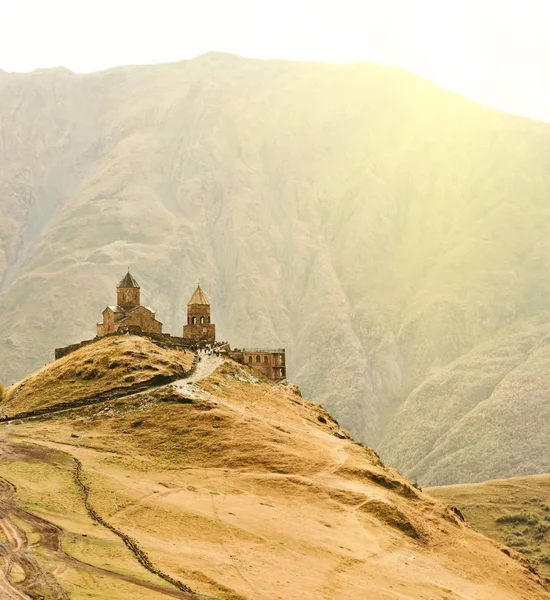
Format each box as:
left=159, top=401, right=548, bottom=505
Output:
left=429, top=475, right=550, bottom=577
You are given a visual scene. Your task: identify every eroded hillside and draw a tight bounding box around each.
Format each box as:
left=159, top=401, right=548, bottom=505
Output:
left=0, top=349, right=547, bottom=599
left=2, top=54, right=550, bottom=484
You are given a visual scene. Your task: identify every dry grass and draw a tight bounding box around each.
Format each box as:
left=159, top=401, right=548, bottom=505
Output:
left=1, top=335, right=194, bottom=416
left=48, top=361, right=343, bottom=475
left=0, top=355, right=549, bottom=599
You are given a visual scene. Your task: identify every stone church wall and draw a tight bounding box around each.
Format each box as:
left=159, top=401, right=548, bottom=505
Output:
left=122, top=306, right=162, bottom=334
left=183, top=323, right=216, bottom=344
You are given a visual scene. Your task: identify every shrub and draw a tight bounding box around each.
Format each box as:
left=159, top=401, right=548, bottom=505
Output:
left=496, top=511, right=539, bottom=525
left=527, top=512, right=539, bottom=525
left=505, top=533, right=528, bottom=547
left=0, top=382, right=4, bottom=402
left=540, top=553, right=550, bottom=564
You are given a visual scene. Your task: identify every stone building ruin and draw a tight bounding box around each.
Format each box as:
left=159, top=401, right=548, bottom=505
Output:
left=228, top=349, right=286, bottom=380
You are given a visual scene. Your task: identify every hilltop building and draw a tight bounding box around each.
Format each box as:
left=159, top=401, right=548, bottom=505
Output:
left=96, top=271, right=163, bottom=336
left=228, top=348, right=286, bottom=381
left=182, top=284, right=216, bottom=344
left=56, top=273, right=287, bottom=381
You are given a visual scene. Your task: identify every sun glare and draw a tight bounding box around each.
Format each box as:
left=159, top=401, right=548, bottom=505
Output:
left=0, top=0, right=549, bottom=119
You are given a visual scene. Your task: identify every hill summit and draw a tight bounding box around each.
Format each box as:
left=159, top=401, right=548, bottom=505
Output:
left=0, top=337, right=547, bottom=599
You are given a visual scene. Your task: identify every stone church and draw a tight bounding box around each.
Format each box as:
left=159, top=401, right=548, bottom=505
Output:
left=183, top=284, right=216, bottom=344
left=96, top=271, right=163, bottom=336
left=58, top=270, right=286, bottom=381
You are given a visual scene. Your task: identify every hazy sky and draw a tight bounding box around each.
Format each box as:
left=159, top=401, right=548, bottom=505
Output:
left=1, top=0, right=549, bottom=120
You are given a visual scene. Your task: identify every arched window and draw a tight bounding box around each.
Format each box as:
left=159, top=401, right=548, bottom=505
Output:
left=207, top=316, right=210, bottom=324
left=264, top=355, right=268, bottom=362
left=256, top=355, right=261, bottom=363
left=248, top=356, right=252, bottom=363
left=192, top=316, right=197, bottom=324
left=200, top=316, right=205, bottom=324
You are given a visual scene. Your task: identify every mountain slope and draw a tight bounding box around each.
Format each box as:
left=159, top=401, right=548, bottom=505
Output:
left=0, top=349, right=548, bottom=599
left=378, top=315, right=550, bottom=485
left=2, top=54, right=550, bottom=484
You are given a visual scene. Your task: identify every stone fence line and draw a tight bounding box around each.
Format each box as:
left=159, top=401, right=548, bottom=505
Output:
left=55, top=330, right=205, bottom=361
left=73, top=458, right=196, bottom=596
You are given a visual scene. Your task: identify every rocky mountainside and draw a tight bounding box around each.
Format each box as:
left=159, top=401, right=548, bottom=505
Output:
left=0, top=338, right=548, bottom=600
left=1, top=53, right=550, bottom=485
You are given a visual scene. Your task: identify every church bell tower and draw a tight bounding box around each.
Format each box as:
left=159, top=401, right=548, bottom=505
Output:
left=117, top=270, right=141, bottom=308
left=183, top=284, right=216, bottom=345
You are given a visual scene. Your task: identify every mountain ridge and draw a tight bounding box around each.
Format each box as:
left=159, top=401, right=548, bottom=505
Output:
left=1, top=53, right=550, bottom=485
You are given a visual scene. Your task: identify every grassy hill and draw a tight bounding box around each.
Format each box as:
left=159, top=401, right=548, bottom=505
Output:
left=2, top=54, right=550, bottom=485
left=3, top=335, right=194, bottom=416
left=429, top=475, right=550, bottom=580
left=0, top=350, right=548, bottom=599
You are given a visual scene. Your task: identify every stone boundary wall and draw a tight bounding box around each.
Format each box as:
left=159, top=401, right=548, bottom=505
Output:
left=72, top=458, right=196, bottom=596
left=55, top=338, right=96, bottom=360
left=55, top=331, right=196, bottom=361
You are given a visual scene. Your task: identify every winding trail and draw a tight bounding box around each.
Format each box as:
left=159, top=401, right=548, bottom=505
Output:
left=0, top=353, right=223, bottom=425
left=171, top=353, right=224, bottom=389
left=0, top=478, right=69, bottom=600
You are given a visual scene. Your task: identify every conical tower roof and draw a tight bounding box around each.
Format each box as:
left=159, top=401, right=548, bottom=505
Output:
left=188, top=284, right=209, bottom=305
left=117, top=270, right=140, bottom=289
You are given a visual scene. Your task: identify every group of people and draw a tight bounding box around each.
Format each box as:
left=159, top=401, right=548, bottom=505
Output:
left=200, top=341, right=228, bottom=357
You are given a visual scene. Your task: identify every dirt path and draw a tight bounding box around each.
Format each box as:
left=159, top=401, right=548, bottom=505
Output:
left=0, top=479, right=69, bottom=600
left=10, top=498, right=200, bottom=600
left=171, top=353, right=224, bottom=389
left=1, top=353, right=222, bottom=427
left=0, top=464, right=203, bottom=600
left=0, top=577, right=29, bottom=600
